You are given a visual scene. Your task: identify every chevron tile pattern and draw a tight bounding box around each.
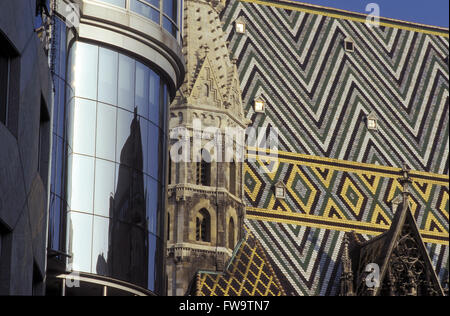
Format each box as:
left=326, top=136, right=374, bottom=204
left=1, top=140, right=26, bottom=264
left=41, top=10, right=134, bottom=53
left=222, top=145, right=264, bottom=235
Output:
left=222, top=0, right=449, bottom=174
left=195, top=229, right=285, bottom=296
left=219, top=0, right=450, bottom=295
left=244, top=154, right=449, bottom=244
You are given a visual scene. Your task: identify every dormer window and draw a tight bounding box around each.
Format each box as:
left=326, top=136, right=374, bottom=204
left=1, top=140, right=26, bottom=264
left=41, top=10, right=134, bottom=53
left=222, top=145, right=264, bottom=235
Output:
left=367, top=112, right=378, bottom=131
left=275, top=181, right=286, bottom=199
left=344, top=38, right=354, bottom=52
left=235, top=20, right=246, bottom=34
left=254, top=98, right=265, bottom=113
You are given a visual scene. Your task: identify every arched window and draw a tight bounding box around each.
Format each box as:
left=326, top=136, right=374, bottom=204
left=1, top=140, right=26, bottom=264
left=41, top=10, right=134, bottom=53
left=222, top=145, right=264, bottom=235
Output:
left=228, top=217, right=235, bottom=249
left=196, top=149, right=211, bottom=186
left=229, top=160, right=236, bottom=195
left=196, top=209, right=211, bottom=242
left=203, top=84, right=210, bottom=98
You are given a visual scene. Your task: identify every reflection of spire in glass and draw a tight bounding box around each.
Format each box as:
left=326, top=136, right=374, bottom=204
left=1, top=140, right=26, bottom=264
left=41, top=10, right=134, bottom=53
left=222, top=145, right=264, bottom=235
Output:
left=63, top=42, right=170, bottom=295
left=45, top=0, right=184, bottom=296
left=108, top=106, right=148, bottom=288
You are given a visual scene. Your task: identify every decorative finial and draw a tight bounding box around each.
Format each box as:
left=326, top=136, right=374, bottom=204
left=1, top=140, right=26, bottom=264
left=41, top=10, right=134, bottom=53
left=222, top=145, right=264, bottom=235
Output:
left=398, top=163, right=412, bottom=193
left=398, top=163, right=412, bottom=211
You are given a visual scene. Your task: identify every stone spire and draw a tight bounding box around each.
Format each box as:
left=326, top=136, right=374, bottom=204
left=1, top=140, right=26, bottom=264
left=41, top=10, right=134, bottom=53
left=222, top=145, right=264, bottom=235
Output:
left=166, top=0, right=248, bottom=296
left=173, top=0, right=246, bottom=126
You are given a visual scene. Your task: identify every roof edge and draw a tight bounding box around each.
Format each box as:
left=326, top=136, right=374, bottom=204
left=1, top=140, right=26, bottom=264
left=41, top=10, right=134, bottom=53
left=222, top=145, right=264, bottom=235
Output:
left=238, top=0, right=449, bottom=37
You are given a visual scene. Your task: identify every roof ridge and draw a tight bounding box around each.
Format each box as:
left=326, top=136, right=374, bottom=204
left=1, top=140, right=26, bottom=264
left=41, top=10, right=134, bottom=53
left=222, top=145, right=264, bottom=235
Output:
left=238, top=0, right=449, bottom=37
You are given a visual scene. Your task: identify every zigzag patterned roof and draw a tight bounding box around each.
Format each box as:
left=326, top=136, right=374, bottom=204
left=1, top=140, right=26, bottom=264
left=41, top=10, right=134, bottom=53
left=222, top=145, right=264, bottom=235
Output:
left=219, top=0, right=449, bottom=296
left=194, top=229, right=285, bottom=296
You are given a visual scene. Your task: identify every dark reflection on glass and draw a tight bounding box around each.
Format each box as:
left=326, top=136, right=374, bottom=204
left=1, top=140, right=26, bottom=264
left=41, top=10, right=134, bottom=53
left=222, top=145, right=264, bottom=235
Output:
left=147, top=233, right=158, bottom=291
left=105, top=108, right=148, bottom=288
left=147, top=122, right=160, bottom=180
left=66, top=41, right=169, bottom=293
left=92, top=216, right=109, bottom=276
left=116, top=108, right=134, bottom=163
left=48, top=194, right=62, bottom=250
left=94, top=159, right=115, bottom=217
left=145, top=177, right=159, bottom=235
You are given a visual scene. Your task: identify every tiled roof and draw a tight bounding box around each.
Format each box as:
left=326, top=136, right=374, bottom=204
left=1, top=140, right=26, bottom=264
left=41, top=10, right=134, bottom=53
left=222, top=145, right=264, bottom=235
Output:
left=194, top=229, right=285, bottom=296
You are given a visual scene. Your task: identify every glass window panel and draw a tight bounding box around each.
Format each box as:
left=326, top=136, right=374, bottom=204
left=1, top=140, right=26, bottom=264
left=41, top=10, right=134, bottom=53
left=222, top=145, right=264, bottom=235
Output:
left=130, top=0, right=160, bottom=24
left=72, top=98, right=96, bottom=156
left=52, top=80, right=60, bottom=133
left=91, top=216, right=110, bottom=276
left=106, top=220, right=148, bottom=287
left=140, top=117, right=149, bottom=175
left=96, top=102, right=117, bottom=161
left=57, top=80, right=66, bottom=137
left=54, top=136, right=64, bottom=198
left=58, top=20, right=67, bottom=78
left=162, top=84, right=169, bottom=134
left=144, top=0, right=160, bottom=7
left=149, top=70, right=161, bottom=126
left=118, top=54, right=136, bottom=112
left=67, top=43, right=76, bottom=101
left=146, top=233, right=159, bottom=292
left=163, top=0, right=177, bottom=20
left=135, top=62, right=150, bottom=119
left=156, top=185, right=166, bottom=237
left=70, top=154, right=94, bottom=213
left=66, top=97, right=75, bottom=151
left=66, top=153, right=73, bottom=209
left=68, top=212, right=93, bottom=273
left=97, top=0, right=126, bottom=7
left=94, top=159, right=116, bottom=217
left=50, top=134, right=58, bottom=194
left=98, top=48, right=118, bottom=105
left=74, top=42, right=98, bottom=100
left=48, top=195, right=62, bottom=251
left=116, top=108, right=134, bottom=165
left=146, top=177, right=159, bottom=235
left=147, top=123, right=160, bottom=180
left=163, top=17, right=177, bottom=37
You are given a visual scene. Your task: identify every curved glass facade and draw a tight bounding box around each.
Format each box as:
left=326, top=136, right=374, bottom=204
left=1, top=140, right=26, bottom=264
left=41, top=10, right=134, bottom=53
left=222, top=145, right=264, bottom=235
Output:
left=97, top=0, right=182, bottom=39
left=65, top=41, right=169, bottom=293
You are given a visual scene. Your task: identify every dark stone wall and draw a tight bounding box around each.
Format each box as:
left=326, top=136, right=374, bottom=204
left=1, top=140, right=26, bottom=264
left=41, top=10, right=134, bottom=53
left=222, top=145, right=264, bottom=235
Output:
left=0, top=0, right=52, bottom=295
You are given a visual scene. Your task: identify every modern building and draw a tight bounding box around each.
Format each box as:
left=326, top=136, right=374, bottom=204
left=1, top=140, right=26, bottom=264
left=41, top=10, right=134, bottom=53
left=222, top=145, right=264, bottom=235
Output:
left=44, top=0, right=185, bottom=296
left=170, top=0, right=449, bottom=296
left=0, top=0, right=53, bottom=295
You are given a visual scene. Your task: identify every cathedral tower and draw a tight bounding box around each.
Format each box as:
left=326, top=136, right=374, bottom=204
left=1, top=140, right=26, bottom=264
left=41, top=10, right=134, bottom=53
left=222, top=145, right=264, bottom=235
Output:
left=166, top=0, right=249, bottom=296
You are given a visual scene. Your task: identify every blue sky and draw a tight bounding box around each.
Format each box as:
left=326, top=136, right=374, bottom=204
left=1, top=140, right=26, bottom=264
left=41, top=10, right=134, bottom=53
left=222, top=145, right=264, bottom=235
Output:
left=291, top=0, right=449, bottom=28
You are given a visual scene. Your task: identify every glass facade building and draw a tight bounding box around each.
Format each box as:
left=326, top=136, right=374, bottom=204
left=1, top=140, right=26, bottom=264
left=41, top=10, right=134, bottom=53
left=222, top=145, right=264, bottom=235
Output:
left=66, top=41, right=169, bottom=291
left=97, top=0, right=182, bottom=39
left=46, top=0, right=185, bottom=296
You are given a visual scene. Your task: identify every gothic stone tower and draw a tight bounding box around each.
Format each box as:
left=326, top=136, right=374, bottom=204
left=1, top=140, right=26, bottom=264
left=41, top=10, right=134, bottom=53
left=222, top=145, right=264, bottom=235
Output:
left=166, top=0, right=249, bottom=296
